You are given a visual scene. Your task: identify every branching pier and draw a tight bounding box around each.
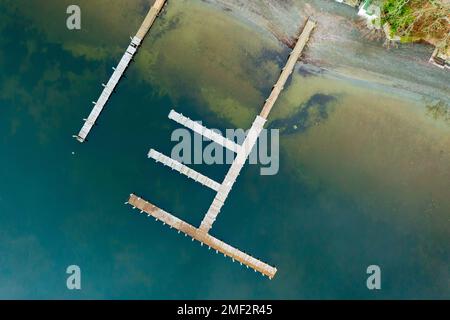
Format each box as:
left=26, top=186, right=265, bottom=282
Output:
left=127, top=18, right=317, bottom=279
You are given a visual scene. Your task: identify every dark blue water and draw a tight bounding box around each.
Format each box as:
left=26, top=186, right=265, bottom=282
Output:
left=0, top=0, right=448, bottom=299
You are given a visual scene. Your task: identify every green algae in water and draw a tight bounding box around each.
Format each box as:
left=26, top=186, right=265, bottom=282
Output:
left=0, top=0, right=448, bottom=299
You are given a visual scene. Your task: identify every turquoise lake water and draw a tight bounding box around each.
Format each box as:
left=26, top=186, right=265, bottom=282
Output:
left=0, top=0, right=448, bottom=299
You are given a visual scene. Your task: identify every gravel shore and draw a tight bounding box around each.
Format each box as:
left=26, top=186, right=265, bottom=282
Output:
left=207, top=0, right=450, bottom=102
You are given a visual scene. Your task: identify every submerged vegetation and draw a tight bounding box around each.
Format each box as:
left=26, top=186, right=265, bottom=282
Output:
left=381, top=0, right=450, bottom=49
left=269, top=94, right=336, bottom=135
left=426, top=100, right=450, bottom=123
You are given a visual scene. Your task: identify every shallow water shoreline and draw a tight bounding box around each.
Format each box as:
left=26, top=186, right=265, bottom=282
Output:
left=206, top=0, right=450, bottom=103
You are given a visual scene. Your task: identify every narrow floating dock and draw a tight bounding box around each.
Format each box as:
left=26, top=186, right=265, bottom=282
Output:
left=168, top=110, right=241, bottom=153
left=148, top=149, right=221, bottom=192
left=74, top=0, right=168, bottom=143
left=127, top=194, right=277, bottom=279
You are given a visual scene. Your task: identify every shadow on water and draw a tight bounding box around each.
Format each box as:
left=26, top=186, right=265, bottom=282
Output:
left=269, top=93, right=337, bottom=135
left=1, top=0, right=449, bottom=299
left=297, top=63, right=325, bottom=77
left=149, top=12, right=182, bottom=43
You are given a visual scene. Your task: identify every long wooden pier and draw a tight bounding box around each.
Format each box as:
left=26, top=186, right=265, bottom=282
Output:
left=200, top=19, right=317, bottom=233
left=127, top=18, right=316, bottom=278
left=128, top=194, right=278, bottom=278
left=74, top=0, right=167, bottom=143
left=260, top=19, right=316, bottom=119
left=199, top=115, right=266, bottom=232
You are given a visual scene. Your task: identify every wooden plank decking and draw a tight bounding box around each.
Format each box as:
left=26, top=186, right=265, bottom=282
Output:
left=127, top=17, right=316, bottom=279
left=128, top=194, right=278, bottom=278
left=169, top=109, right=242, bottom=153
left=260, top=19, right=316, bottom=119
left=74, top=0, right=167, bottom=143
left=148, top=149, right=221, bottom=192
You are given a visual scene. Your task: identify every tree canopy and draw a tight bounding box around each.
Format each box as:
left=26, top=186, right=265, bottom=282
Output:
left=381, top=0, right=450, bottom=49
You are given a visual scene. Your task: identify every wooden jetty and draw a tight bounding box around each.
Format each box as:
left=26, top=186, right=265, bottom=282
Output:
left=128, top=194, right=277, bottom=278
left=169, top=110, right=241, bottom=153
left=74, top=0, right=167, bottom=143
left=260, top=19, right=316, bottom=119
left=201, top=19, right=318, bottom=233
left=127, top=18, right=317, bottom=279
left=199, top=115, right=266, bottom=232
left=148, top=149, right=221, bottom=192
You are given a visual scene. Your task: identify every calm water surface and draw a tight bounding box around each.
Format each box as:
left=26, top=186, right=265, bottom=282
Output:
left=0, top=0, right=448, bottom=298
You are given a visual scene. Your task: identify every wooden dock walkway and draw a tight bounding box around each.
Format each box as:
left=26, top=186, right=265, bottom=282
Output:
left=74, top=0, right=167, bottom=143
left=199, top=115, right=267, bottom=232
left=127, top=18, right=316, bottom=278
left=260, top=19, right=316, bottom=119
left=201, top=19, right=316, bottom=233
left=136, top=0, right=167, bottom=40
left=128, top=194, right=277, bottom=278
left=148, top=149, right=221, bottom=191
left=169, top=110, right=241, bottom=153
